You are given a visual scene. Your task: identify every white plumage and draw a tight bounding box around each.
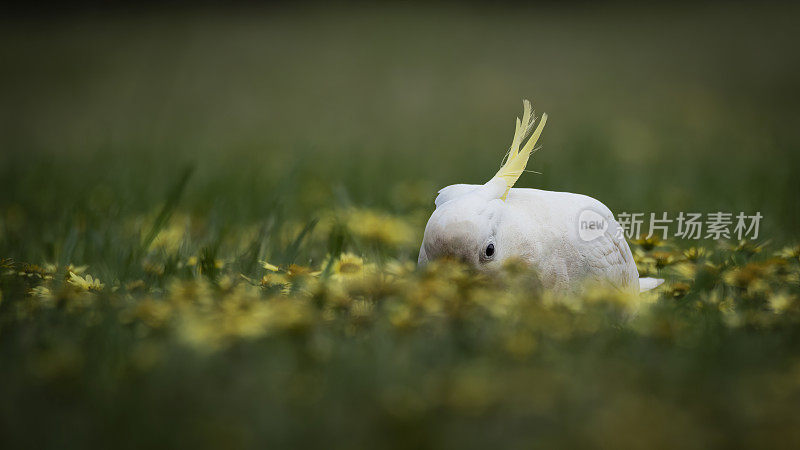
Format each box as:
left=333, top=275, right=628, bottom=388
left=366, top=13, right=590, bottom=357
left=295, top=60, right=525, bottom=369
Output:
left=418, top=101, right=663, bottom=294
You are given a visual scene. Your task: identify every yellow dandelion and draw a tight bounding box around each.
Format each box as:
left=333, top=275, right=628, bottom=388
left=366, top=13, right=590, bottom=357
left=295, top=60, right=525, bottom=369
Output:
left=333, top=253, right=365, bottom=276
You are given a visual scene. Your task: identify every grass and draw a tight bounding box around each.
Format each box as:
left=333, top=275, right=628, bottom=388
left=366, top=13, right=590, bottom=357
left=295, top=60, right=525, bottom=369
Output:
left=1, top=3, right=800, bottom=449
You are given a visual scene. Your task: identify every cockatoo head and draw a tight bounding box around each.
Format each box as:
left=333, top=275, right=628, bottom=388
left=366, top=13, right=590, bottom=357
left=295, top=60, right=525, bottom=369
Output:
left=418, top=178, right=508, bottom=268
left=418, top=100, right=547, bottom=270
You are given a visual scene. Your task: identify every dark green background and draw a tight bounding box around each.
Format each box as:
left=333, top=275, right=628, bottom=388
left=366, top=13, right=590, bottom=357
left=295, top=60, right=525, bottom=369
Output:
left=3, top=3, right=799, bottom=265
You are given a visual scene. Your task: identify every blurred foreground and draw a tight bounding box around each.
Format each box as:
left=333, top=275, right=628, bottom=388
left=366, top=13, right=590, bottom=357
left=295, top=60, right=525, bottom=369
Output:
left=2, top=236, right=800, bottom=448
left=1, top=3, right=800, bottom=449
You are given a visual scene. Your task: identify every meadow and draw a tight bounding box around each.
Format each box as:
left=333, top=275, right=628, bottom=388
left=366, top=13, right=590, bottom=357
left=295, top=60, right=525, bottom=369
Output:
left=1, top=3, right=800, bottom=449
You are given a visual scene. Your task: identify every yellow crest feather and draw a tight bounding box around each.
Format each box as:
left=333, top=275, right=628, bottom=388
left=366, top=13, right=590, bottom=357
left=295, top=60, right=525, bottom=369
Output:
left=493, top=100, right=547, bottom=200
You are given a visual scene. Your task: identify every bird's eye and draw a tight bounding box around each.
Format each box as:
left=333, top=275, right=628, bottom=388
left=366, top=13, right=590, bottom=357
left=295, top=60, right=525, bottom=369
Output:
left=485, top=243, right=495, bottom=258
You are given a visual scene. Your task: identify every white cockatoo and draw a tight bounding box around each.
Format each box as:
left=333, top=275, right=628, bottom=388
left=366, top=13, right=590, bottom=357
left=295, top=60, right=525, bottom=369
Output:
left=418, top=100, right=663, bottom=294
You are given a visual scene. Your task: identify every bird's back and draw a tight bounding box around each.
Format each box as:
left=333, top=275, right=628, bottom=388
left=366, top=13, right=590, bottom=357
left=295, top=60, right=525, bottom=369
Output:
left=504, top=188, right=640, bottom=293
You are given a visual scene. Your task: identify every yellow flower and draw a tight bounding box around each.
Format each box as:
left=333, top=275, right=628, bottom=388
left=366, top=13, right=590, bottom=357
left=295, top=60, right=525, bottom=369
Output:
left=65, top=264, right=88, bottom=275
left=19, top=263, right=54, bottom=280
left=29, top=285, right=53, bottom=299
left=631, top=234, right=664, bottom=250
left=665, top=282, right=691, bottom=298
left=634, top=254, right=658, bottom=277
left=650, top=251, right=676, bottom=268
left=388, top=303, right=415, bottom=330
left=332, top=253, right=366, bottom=277
left=723, top=262, right=771, bottom=289
left=287, top=264, right=316, bottom=276
left=148, top=217, right=187, bottom=253
left=670, top=262, right=697, bottom=280
left=682, top=247, right=709, bottom=261
left=776, top=245, right=800, bottom=260
left=730, top=240, right=764, bottom=255
left=262, top=261, right=280, bottom=272
left=261, top=272, right=291, bottom=289
left=344, top=209, right=417, bottom=248
left=768, top=292, right=793, bottom=313
left=0, top=258, right=14, bottom=270
left=67, top=271, right=104, bottom=292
